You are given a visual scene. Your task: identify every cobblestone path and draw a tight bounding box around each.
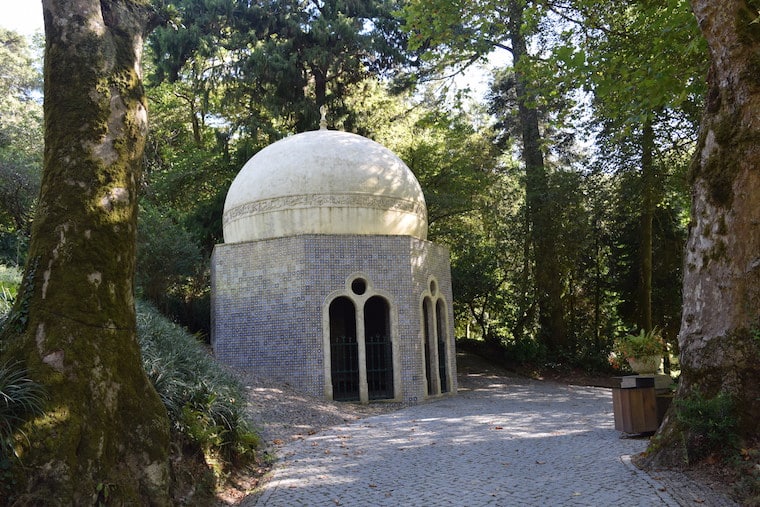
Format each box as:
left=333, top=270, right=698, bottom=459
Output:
left=248, top=375, right=735, bottom=506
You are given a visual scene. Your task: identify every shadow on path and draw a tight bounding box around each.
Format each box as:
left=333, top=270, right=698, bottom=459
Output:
left=247, top=375, right=705, bottom=506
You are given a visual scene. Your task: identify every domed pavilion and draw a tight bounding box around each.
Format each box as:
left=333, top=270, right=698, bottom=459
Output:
left=211, top=126, right=456, bottom=403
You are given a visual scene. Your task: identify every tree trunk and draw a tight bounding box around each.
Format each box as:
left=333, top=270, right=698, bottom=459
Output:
left=508, top=0, right=567, bottom=352
left=0, top=0, right=170, bottom=503
left=512, top=205, right=533, bottom=341
left=645, top=0, right=760, bottom=466
left=639, top=116, right=655, bottom=333
left=592, top=216, right=602, bottom=352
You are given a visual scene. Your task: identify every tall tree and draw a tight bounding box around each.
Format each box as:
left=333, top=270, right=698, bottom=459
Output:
left=341, top=80, right=521, bottom=341
left=548, top=0, right=705, bottom=335
left=507, top=1, right=567, bottom=352
left=0, top=29, right=43, bottom=265
left=644, top=0, right=760, bottom=467
left=0, top=1, right=171, bottom=503
left=150, top=0, right=413, bottom=134
left=404, top=0, right=569, bottom=352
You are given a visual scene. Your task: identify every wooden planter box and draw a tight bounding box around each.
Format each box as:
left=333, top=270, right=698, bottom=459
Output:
left=612, top=386, right=659, bottom=433
left=612, top=375, right=674, bottom=434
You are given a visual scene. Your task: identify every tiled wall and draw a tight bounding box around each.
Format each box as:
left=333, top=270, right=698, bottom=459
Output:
left=211, top=234, right=457, bottom=403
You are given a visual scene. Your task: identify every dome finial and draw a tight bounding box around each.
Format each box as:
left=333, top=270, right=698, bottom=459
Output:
left=319, top=105, right=328, bottom=130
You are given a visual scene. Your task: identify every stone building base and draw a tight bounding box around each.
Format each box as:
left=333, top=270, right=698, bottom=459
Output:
left=211, top=234, right=457, bottom=404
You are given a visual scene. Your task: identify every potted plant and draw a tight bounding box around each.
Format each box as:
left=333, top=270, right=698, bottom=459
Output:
left=611, top=328, right=665, bottom=374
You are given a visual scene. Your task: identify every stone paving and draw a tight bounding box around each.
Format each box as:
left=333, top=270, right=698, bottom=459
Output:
left=248, top=375, right=736, bottom=506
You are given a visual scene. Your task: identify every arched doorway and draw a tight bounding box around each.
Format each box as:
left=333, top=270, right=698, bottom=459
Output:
left=436, top=298, right=449, bottom=393
left=329, top=297, right=359, bottom=401
left=364, top=296, right=394, bottom=400
left=325, top=277, right=399, bottom=402
left=422, top=297, right=435, bottom=395
left=420, top=277, right=451, bottom=398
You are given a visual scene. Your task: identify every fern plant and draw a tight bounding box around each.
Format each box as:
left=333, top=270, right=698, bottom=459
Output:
left=0, top=361, right=46, bottom=459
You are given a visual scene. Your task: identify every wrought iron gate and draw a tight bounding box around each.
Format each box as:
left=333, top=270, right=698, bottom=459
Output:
left=366, top=333, right=393, bottom=400
left=331, top=334, right=359, bottom=401
left=437, top=300, right=449, bottom=393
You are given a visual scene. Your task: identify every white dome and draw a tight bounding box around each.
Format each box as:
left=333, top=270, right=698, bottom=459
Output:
left=222, top=130, right=428, bottom=243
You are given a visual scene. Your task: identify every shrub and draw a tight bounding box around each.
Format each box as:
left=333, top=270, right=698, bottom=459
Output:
left=0, top=361, right=46, bottom=498
left=0, top=361, right=46, bottom=459
left=676, top=390, right=738, bottom=462
left=0, top=265, right=21, bottom=322
left=136, top=300, right=259, bottom=467
left=136, top=203, right=202, bottom=308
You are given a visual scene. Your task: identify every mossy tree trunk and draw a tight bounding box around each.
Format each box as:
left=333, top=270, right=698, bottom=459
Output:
left=645, top=0, right=760, bottom=466
left=0, top=0, right=170, bottom=503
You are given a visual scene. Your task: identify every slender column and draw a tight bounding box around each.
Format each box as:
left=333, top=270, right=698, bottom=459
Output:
left=357, top=306, right=368, bottom=403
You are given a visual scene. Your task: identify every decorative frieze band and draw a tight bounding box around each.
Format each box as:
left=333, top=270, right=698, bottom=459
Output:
left=223, top=193, right=427, bottom=225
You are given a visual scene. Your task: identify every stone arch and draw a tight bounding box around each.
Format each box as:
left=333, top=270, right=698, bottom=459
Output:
left=422, top=296, right=436, bottom=395
left=322, top=273, right=401, bottom=402
left=364, top=296, right=394, bottom=400
left=328, top=296, right=359, bottom=401
left=436, top=298, right=450, bottom=394
left=420, top=276, right=452, bottom=397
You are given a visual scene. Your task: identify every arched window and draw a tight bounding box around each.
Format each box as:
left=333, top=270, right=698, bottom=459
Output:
left=329, top=297, right=359, bottom=401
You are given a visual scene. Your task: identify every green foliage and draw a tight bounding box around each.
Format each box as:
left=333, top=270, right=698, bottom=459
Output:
left=613, top=328, right=665, bottom=361
left=93, top=482, right=113, bottom=507
left=0, top=265, right=21, bottom=320
left=751, top=324, right=760, bottom=346
left=136, top=194, right=212, bottom=337
left=136, top=202, right=202, bottom=308
left=0, top=361, right=46, bottom=465
left=402, top=0, right=509, bottom=71
left=136, top=300, right=259, bottom=466
left=0, top=29, right=43, bottom=266
left=0, top=29, right=43, bottom=150
left=544, top=0, right=700, bottom=339
left=0, top=361, right=45, bottom=498
left=545, top=0, right=706, bottom=130
left=141, top=79, right=237, bottom=255
left=606, top=153, right=689, bottom=340
left=0, top=290, right=11, bottom=322
left=676, top=391, right=739, bottom=462
left=149, top=0, right=413, bottom=134
left=500, top=335, right=548, bottom=365
left=0, top=260, right=34, bottom=338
